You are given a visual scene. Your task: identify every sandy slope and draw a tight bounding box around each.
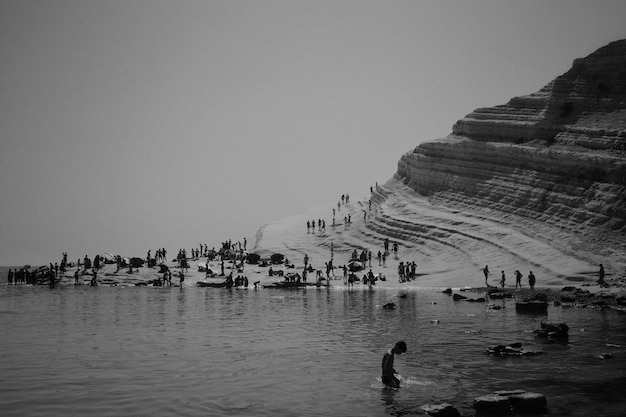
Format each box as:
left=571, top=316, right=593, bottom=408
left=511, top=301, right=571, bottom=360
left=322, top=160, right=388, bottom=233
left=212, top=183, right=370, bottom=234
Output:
left=252, top=177, right=621, bottom=290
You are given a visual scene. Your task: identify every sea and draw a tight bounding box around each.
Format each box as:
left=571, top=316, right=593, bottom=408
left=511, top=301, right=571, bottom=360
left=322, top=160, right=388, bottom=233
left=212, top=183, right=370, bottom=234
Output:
left=1, top=270, right=625, bottom=416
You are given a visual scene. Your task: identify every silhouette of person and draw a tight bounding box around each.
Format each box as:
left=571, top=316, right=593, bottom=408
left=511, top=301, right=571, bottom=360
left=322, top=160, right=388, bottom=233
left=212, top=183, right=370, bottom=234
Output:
left=381, top=341, right=407, bottom=389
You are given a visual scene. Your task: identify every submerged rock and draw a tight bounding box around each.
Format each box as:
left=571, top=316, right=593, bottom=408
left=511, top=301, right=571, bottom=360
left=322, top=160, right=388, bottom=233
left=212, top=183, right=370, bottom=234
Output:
left=421, top=403, right=460, bottom=417
left=534, top=321, right=569, bottom=340
left=474, top=390, right=548, bottom=414
left=485, top=343, right=543, bottom=357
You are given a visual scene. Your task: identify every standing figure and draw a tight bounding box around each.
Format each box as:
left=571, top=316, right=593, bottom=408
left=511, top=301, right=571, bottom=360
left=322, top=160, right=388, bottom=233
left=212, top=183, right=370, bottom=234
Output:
left=528, top=271, right=536, bottom=291
left=598, top=264, right=605, bottom=286
left=483, top=265, right=490, bottom=286
left=515, top=270, right=522, bottom=288
left=500, top=271, right=506, bottom=288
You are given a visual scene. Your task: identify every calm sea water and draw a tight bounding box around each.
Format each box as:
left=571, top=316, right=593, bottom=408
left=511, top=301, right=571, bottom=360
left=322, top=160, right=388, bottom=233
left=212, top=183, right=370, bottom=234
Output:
left=1, top=281, right=625, bottom=416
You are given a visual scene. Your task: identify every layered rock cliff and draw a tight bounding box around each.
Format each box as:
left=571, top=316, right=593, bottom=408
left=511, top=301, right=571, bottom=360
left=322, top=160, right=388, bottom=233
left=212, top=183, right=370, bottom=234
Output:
left=255, top=40, right=625, bottom=285
left=397, top=40, right=626, bottom=269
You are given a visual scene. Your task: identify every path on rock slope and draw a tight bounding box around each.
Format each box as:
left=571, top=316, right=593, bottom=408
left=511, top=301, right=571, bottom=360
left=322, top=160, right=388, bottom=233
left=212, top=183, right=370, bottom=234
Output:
left=253, top=177, right=597, bottom=288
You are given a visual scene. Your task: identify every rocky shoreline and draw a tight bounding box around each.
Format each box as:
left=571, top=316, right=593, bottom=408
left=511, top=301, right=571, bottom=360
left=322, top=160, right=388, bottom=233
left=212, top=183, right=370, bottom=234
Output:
left=456, top=284, right=626, bottom=311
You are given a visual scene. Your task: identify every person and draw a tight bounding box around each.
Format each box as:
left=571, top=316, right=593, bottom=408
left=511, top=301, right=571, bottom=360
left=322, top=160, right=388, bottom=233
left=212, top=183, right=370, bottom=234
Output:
left=598, top=264, right=605, bottom=286
left=515, top=270, right=522, bottom=288
left=381, top=341, right=407, bottom=389
left=74, top=269, right=80, bottom=285
left=347, top=273, right=354, bottom=289
left=483, top=265, right=490, bottom=285
left=179, top=271, right=185, bottom=287
left=500, top=271, right=506, bottom=288
left=528, top=271, right=536, bottom=291
left=90, top=269, right=97, bottom=286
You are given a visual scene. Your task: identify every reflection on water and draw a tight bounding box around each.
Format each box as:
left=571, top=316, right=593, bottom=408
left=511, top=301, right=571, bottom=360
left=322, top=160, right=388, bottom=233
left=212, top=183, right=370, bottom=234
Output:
left=1, top=285, right=625, bottom=416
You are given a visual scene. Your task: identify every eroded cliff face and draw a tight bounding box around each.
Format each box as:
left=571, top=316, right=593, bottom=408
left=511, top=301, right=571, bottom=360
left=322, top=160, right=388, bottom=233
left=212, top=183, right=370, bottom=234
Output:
left=397, top=40, right=626, bottom=237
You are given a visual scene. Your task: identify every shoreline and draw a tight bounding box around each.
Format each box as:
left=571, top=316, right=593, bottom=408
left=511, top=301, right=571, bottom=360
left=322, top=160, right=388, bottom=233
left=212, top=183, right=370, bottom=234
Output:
left=4, top=258, right=625, bottom=312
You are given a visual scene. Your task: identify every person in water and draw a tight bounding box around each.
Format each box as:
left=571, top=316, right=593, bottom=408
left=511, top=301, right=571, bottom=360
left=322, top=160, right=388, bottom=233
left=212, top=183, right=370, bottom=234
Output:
left=381, top=341, right=407, bottom=389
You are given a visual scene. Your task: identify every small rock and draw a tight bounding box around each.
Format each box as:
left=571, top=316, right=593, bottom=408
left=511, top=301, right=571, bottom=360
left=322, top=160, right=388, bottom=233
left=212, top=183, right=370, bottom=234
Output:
left=452, top=293, right=467, bottom=301
left=421, top=403, right=460, bottom=417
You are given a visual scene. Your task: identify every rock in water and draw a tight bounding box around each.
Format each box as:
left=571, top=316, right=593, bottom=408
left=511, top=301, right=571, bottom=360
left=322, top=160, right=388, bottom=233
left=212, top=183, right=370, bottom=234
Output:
left=421, top=403, right=460, bottom=417
left=473, top=394, right=511, bottom=414
left=508, top=392, right=547, bottom=413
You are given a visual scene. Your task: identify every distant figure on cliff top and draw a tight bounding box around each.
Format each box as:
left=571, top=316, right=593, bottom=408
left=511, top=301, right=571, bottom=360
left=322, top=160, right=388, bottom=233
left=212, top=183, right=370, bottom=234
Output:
left=598, top=264, right=605, bottom=286
left=483, top=265, right=490, bottom=285
left=528, top=271, right=536, bottom=291
left=381, top=341, right=407, bottom=389
left=515, top=270, right=523, bottom=289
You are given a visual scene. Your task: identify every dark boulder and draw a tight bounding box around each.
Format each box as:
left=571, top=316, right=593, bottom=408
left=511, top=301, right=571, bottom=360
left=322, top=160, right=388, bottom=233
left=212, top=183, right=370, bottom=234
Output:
left=246, top=253, right=261, bottom=264
left=270, top=253, right=285, bottom=264
left=508, top=392, right=547, bottom=413
left=130, top=257, right=144, bottom=268
left=473, top=394, right=511, bottom=414
left=534, top=321, right=569, bottom=340
left=489, top=291, right=512, bottom=299
left=452, top=293, right=467, bottom=301
left=515, top=301, right=548, bottom=314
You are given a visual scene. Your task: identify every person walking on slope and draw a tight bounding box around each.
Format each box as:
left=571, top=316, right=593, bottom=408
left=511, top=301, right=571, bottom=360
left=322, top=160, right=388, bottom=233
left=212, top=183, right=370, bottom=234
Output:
left=598, top=264, right=605, bottom=286
left=483, top=265, right=490, bottom=286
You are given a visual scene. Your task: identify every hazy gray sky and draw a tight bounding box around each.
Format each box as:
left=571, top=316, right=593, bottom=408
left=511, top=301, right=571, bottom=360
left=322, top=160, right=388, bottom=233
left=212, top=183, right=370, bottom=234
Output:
left=1, top=0, right=625, bottom=266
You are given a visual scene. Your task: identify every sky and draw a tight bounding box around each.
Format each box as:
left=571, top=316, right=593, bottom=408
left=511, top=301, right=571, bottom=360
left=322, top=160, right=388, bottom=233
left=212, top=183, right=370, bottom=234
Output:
left=1, top=0, right=625, bottom=266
